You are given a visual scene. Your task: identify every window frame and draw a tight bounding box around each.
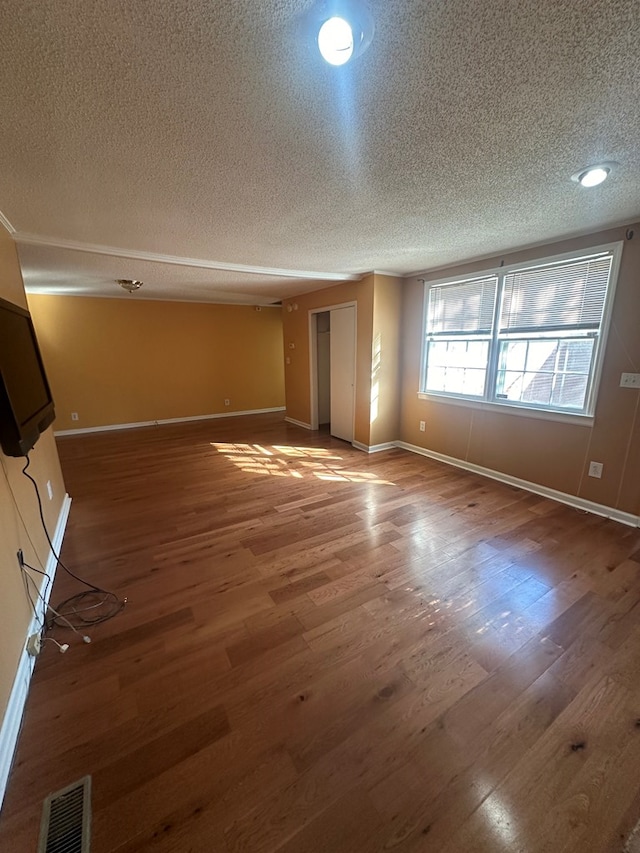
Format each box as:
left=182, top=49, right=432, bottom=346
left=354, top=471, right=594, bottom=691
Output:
left=419, top=241, right=624, bottom=420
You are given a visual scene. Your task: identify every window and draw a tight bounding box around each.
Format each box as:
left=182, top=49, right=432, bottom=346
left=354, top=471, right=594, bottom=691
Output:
left=421, top=243, right=622, bottom=417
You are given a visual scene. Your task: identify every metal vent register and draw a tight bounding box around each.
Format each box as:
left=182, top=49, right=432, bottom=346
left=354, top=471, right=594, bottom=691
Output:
left=37, top=776, right=91, bottom=853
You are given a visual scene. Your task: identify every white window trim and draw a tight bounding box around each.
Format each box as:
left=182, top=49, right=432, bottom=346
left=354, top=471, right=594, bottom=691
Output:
left=416, top=392, right=594, bottom=426
left=418, top=240, right=624, bottom=419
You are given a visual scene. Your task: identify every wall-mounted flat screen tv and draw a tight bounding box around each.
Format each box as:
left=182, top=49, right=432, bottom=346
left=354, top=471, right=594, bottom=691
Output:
left=0, top=296, right=55, bottom=457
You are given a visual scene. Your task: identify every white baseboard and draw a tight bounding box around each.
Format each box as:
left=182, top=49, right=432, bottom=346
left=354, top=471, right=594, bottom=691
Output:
left=54, top=407, right=286, bottom=436
left=352, top=441, right=397, bottom=454
left=0, top=493, right=72, bottom=810
left=284, top=417, right=312, bottom=430
left=395, top=441, right=640, bottom=528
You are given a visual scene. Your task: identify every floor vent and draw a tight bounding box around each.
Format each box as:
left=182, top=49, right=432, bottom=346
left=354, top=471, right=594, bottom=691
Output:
left=37, top=776, right=91, bottom=853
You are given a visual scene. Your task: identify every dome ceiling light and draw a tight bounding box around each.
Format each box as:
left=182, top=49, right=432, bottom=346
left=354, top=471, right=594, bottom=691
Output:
left=116, top=279, right=143, bottom=293
left=308, top=1, right=374, bottom=66
left=571, top=163, right=616, bottom=187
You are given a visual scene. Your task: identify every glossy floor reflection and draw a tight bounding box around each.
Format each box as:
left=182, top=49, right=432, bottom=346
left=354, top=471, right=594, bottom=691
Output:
left=2, top=412, right=640, bottom=853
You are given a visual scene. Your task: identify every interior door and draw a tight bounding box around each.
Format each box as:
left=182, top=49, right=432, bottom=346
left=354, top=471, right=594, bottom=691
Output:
left=329, top=306, right=355, bottom=442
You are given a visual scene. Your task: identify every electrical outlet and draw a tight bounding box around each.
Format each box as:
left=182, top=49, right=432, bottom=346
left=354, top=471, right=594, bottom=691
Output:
left=26, top=633, right=41, bottom=656
left=588, top=461, right=603, bottom=479
left=224, top=399, right=230, bottom=406
left=620, top=373, right=640, bottom=388
left=71, top=412, right=79, bottom=421
left=419, top=421, right=426, bottom=432
left=46, top=480, right=53, bottom=500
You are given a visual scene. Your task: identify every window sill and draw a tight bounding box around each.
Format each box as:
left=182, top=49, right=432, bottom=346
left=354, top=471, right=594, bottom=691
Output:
left=416, top=392, right=595, bottom=427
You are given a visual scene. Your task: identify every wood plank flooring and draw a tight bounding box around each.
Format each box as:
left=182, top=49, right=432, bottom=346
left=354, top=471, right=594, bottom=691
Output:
left=2, top=412, right=640, bottom=852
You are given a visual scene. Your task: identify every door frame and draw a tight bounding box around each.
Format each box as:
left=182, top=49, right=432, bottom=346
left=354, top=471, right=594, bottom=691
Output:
left=308, top=301, right=357, bottom=432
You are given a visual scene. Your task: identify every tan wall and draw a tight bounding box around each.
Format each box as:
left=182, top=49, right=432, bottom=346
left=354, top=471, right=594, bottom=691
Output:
left=400, top=223, right=640, bottom=516
left=0, top=227, right=66, bottom=727
left=282, top=275, right=375, bottom=446
left=370, top=275, right=402, bottom=447
left=27, top=296, right=285, bottom=432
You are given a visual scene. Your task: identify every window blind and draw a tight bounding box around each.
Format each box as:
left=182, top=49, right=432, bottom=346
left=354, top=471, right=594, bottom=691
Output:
left=500, top=253, right=613, bottom=334
left=427, top=276, right=498, bottom=336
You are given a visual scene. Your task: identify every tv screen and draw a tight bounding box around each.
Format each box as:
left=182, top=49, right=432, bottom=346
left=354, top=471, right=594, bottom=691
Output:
left=0, top=296, right=55, bottom=457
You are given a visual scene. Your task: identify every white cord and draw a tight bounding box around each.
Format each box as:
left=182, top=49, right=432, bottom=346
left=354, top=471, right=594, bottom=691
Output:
left=42, top=637, right=69, bottom=654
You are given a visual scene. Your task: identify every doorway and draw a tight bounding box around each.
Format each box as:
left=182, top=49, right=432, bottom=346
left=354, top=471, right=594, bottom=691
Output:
left=309, top=303, right=356, bottom=442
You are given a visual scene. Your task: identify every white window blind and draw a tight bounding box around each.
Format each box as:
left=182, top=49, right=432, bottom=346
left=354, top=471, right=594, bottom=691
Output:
left=421, top=243, right=621, bottom=416
left=500, top=255, right=613, bottom=334
left=427, top=276, right=497, bottom=336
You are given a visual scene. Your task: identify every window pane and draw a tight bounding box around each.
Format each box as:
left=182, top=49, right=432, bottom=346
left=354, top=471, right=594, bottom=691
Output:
left=558, top=339, right=593, bottom=373
left=520, top=371, right=553, bottom=405
left=496, top=368, right=553, bottom=406
left=498, top=341, right=527, bottom=372
left=496, top=370, right=525, bottom=400
left=496, top=337, right=594, bottom=409
left=525, top=339, right=558, bottom=373
left=551, top=373, right=589, bottom=409
left=425, top=340, right=488, bottom=396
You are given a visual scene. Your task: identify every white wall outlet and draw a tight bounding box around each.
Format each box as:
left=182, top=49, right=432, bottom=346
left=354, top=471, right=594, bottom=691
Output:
left=588, top=461, right=603, bottom=479
left=419, top=421, right=426, bottom=432
left=26, top=634, right=41, bottom=656
left=620, top=373, right=640, bottom=388
left=285, top=356, right=291, bottom=365
left=46, top=480, right=53, bottom=500
left=224, top=399, right=230, bottom=406
left=71, top=412, right=79, bottom=421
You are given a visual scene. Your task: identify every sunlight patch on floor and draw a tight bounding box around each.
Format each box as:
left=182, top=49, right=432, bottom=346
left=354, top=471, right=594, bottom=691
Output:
left=210, top=442, right=394, bottom=485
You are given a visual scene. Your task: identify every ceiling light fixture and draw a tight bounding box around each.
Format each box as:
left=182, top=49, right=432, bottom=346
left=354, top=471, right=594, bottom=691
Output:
left=116, top=279, right=143, bottom=293
left=309, top=1, right=374, bottom=66
left=318, top=17, right=354, bottom=65
left=571, top=163, right=615, bottom=188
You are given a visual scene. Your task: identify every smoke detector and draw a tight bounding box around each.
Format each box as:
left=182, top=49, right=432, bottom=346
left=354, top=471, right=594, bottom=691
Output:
left=116, top=279, right=143, bottom=293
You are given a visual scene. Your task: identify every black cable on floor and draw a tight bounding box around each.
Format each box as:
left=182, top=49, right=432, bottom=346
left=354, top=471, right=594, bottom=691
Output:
left=22, top=453, right=126, bottom=629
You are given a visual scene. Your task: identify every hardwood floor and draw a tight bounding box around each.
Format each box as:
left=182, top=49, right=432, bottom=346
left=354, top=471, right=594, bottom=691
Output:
left=2, top=412, right=640, bottom=852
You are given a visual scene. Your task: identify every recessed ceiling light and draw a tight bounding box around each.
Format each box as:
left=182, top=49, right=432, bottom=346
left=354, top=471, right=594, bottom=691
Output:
left=318, top=17, right=354, bottom=65
left=578, top=167, right=610, bottom=187
left=571, top=163, right=615, bottom=187
left=310, top=1, right=374, bottom=66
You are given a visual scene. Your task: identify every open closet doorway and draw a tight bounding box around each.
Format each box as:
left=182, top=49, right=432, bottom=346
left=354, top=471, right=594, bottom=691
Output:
left=309, top=303, right=356, bottom=443
left=316, top=311, right=331, bottom=428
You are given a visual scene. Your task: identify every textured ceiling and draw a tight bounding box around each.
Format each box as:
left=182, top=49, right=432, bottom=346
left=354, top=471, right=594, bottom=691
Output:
left=1, top=0, right=639, bottom=303
left=18, top=243, right=334, bottom=305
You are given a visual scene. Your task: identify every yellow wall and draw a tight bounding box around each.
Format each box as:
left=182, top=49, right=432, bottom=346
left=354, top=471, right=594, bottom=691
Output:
left=282, top=274, right=403, bottom=450
left=27, top=296, right=285, bottom=431
left=282, top=275, right=375, bottom=446
left=370, top=275, right=402, bottom=447
left=0, top=226, right=66, bottom=726
left=400, top=223, right=640, bottom=516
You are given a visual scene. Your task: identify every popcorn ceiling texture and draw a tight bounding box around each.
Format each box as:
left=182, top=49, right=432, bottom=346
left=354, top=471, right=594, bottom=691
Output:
left=1, top=0, right=639, bottom=302
left=17, top=244, right=321, bottom=305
